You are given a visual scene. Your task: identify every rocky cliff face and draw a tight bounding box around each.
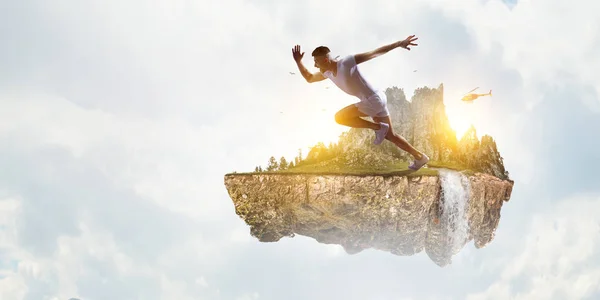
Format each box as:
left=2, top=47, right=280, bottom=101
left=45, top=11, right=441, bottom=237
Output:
left=224, top=169, right=514, bottom=267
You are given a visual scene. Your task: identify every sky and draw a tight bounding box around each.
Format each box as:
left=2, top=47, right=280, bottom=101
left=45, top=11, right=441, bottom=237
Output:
left=1, top=0, right=599, bottom=299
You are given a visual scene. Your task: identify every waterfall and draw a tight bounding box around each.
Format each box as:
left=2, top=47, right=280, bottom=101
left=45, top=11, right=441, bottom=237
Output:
left=438, top=169, right=471, bottom=254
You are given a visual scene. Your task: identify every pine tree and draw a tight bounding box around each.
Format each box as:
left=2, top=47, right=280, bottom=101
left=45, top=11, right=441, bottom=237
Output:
left=267, top=156, right=279, bottom=171
left=295, top=148, right=303, bottom=166
left=279, top=156, right=288, bottom=170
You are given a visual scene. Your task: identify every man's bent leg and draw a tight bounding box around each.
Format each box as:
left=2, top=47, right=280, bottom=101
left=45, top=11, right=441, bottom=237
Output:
left=335, top=104, right=381, bottom=130
left=373, top=115, right=424, bottom=160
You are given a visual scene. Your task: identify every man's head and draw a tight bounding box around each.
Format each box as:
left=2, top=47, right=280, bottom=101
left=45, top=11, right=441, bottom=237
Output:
left=312, top=46, right=333, bottom=72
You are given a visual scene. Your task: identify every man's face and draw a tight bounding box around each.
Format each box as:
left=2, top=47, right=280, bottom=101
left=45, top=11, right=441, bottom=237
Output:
left=313, top=55, right=329, bottom=71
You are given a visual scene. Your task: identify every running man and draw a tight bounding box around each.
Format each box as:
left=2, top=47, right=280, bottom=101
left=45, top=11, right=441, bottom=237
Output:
left=291, top=35, right=429, bottom=170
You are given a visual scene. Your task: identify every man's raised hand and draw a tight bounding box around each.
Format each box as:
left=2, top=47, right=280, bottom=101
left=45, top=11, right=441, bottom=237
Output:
left=398, top=35, right=419, bottom=51
left=292, top=45, right=304, bottom=62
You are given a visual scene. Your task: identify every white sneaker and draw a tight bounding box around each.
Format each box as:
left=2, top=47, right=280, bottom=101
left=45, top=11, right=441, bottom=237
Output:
left=409, top=154, right=429, bottom=170
left=373, top=122, right=389, bottom=145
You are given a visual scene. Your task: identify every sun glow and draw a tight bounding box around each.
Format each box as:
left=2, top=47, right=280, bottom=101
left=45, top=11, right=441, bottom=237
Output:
left=272, top=96, right=349, bottom=164
left=441, top=84, right=496, bottom=141
left=445, top=100, right=478, bottom=140
left=297, top=110, right=347, bottom=153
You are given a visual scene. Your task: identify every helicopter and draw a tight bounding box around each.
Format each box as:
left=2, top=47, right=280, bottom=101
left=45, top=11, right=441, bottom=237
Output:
left=461, top=87, right=492, bottom=102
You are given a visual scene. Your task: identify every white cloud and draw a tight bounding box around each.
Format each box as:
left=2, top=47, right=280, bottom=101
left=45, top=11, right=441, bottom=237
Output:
left=467, top=193, right=600, bottom=300
left=428, top=0, right=600, bottom=106
left=0, top=196, right=216, bottom=300
left=0, top=91, right=236, bottom=220
left=195, top=276, right=209, bottom=288
left=236, top=292, right=260, bottom=300
left=0, top=275, right=27, bottom=300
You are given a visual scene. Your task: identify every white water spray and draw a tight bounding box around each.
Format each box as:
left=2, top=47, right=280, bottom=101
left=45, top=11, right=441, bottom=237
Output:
left=438, top=169, right=471, bottom=254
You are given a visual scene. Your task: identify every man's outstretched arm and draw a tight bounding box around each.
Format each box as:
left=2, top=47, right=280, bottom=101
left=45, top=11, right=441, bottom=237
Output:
left=354, top=35, right=418, bottom=65
left=296, top=60, right=326, bottom=83
left=292, top=44, right=326, bottom=83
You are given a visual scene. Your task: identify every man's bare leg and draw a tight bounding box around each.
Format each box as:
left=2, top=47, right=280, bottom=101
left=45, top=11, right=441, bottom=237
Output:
left=373, top=115, right=424, bottom=160
left=334, top=104, right=382, bottom=130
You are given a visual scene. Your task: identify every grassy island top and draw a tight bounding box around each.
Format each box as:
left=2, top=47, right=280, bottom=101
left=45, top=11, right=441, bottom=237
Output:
left=225, top=159, right=475, bottom=178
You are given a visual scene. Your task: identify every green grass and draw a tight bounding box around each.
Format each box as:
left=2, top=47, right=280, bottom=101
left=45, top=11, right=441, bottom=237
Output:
left=226, top=159, right=476, bottom=178
left=427, top=160, right=471, bottom=171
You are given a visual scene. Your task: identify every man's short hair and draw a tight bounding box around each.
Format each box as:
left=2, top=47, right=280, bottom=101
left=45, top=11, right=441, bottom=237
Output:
left=312, top=46, right=330, bottom=57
